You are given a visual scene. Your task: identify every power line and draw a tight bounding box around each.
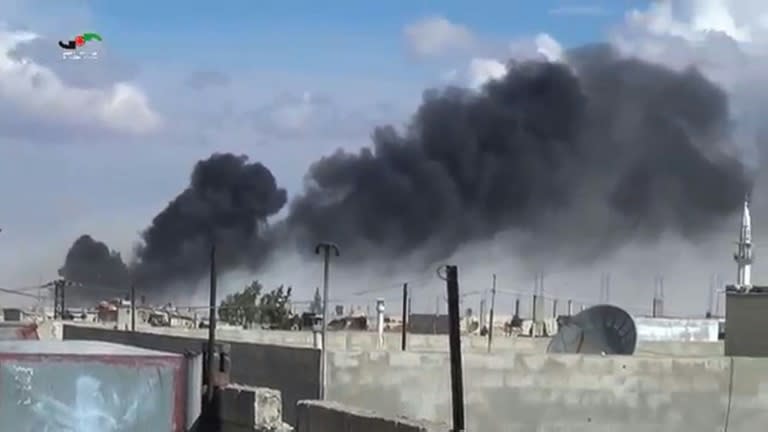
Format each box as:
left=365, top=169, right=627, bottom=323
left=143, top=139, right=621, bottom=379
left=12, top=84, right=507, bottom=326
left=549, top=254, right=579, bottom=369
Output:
left=0, top=287, right=40, bottom=299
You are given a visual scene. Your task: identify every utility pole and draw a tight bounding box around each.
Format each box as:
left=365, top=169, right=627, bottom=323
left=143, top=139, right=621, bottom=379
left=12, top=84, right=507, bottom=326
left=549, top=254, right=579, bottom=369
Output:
left=205, top=240, right=218, bottom=404
left=487, top=273, right=496, bottom=353
left=442, top=265, right=465, bottom=432
left=707, top=274, right=715, bottom=317
left=408, top=295, right=412, bottom=318
left=653, top=275, right=665, bottom=318
left=715, top=274, right=723, bottom=316
left=130, top=283, right=136, bottom=332
left=43, top=279, right=78, bottom=320
left=315, top=242, right=340, bottom=400
left=401, top=283, right=408, bottom=351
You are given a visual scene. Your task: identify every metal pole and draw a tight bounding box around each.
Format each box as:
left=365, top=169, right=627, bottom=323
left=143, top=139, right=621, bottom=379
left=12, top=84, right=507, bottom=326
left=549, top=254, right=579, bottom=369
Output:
left=130, top=283, right=136, bottom=332
left=408, top=295, right=412, bottom=318
left=487, top=274, right=496, bottom=353
left=315, top=242, right=339, bottom=400
left=401, top=283, right=408, bottom=351
left=205, top=241, right=217, bottom=403
left=445, top=265, right=465, bottom=432
left=53, top=282, right=60, bottom=320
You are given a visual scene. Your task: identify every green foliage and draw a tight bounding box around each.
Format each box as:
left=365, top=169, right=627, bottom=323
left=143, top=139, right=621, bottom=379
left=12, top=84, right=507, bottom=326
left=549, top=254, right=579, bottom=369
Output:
left=218, top=280, right=294, bottom=329
left=310, top=287, right=322, bottom=315
left=218, top=280, right=262, bottom=327
left=260, top=285, right=293, bottom=328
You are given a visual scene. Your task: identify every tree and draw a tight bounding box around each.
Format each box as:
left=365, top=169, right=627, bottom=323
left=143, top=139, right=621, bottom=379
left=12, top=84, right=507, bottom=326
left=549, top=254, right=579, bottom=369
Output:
left=218, top=280, right=262, bottom=327
left=259, top=285, right=293, bottom=329
left=310, top=287, right=322, bottom=315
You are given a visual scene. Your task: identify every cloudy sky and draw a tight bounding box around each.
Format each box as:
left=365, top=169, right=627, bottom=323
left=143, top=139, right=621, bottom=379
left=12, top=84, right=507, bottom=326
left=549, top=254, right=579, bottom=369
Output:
left=2, top=0, right=768, bottom=315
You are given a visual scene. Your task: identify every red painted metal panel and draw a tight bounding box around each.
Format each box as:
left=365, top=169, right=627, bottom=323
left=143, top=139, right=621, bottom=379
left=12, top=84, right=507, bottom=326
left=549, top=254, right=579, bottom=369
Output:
left=0, top=343, right=187, bottom=431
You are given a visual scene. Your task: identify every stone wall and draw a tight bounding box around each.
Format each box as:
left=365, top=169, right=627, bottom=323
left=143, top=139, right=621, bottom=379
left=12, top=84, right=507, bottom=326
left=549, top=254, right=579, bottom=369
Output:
left=117, top=324, right=724, bottom=355
left=326, top=350, right=768, bottom=432
left=295, top=400, right=446, bottom=432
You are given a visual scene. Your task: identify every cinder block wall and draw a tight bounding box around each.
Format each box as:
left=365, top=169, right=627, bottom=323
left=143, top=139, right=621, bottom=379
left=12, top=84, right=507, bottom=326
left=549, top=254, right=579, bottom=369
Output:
left=295, top=400, right=446, bottom=432
left=326, top=350, right=768, bottom=432
left=117, top=325, right=723, bottom=356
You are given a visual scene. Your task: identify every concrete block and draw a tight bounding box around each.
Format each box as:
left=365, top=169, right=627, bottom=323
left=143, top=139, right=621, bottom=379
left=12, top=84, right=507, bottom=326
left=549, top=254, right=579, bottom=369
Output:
left=329, top=351, right=360, bottom=368
left=388, top=351, right=425, bottom=367
left=220, top=385, right=283, bottom=429
left=296, top=400, right=446, bottom=432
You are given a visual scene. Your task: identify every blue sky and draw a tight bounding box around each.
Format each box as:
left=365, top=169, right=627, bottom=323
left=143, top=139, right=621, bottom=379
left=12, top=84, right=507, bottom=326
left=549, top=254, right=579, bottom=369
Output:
left=88, top=0, right=645, bottom=74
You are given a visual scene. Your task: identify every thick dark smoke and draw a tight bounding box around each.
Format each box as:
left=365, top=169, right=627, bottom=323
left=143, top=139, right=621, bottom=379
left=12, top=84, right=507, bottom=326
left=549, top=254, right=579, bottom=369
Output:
left=132, top=153, right=287, bottom=286
left=60, top=46, right=751, bottom=299
left=288, top=46, right=750, bottom=263
left=59, top=154, right=286, bottom=300
left=58, top=235, right=129, bottom=305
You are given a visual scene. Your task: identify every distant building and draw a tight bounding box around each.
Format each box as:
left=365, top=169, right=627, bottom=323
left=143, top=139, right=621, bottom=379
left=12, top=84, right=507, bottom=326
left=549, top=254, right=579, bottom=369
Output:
left=168, top=311, right=196, bottom=329
left=96, top=301, right=118, bottom=322
left=725, top=289, right=768, bottom=356
left=408, top=314, right=450, bottom=335
left=2, top=308, right=22, bottom=322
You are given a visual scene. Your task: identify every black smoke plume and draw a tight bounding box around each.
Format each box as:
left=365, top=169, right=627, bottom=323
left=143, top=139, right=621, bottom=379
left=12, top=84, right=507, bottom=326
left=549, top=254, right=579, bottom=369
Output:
left=58, top=235, right=129, bottom=305
left=132, top=153, right=287, bottom=286
left=288, top=46, right=750, bottom=263
left=60, top=46, right=751, bottom=298
left=59, top=154, right=286, bottom=300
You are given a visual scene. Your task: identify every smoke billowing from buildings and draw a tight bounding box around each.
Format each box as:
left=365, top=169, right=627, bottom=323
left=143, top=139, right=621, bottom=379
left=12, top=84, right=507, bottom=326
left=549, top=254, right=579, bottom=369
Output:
left=59, top=46, right=752, bottom=299
left=58, top=235, right=129, bottom=304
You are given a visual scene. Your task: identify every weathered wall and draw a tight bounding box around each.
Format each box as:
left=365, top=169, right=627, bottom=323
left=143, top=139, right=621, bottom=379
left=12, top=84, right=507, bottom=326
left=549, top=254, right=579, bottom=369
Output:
left=634, top=317, right=720, bottom=342
left=63, top=325, right=320, bottom=426
left=725, top=292, right=768, bottom=357
left=326, top=350, right=768, bottom=432
left=118, top=324, right=723, bottom=356
left=0, top=344, right=184, bottom=431
left=296, top=400, right=447, bottom=432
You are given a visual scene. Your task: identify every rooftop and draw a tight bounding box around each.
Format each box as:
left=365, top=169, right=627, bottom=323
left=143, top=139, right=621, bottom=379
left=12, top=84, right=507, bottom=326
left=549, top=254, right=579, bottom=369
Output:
left=0, top=340, right=181, bottom=357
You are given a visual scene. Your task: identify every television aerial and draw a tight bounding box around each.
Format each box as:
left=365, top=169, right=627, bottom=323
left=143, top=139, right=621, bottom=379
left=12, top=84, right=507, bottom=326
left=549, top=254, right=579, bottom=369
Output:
left=547, top=304, right=637, bottom=355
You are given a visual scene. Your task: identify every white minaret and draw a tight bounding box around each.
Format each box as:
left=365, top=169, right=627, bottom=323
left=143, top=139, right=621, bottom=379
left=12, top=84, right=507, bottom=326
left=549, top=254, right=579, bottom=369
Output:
left=734, top=196, right=753, bottom=288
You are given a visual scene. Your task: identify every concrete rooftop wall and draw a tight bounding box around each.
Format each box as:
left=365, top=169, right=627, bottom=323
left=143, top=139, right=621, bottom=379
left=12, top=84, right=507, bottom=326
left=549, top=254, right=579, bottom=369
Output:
left=119, top=324, right=724, bottom=356
left=326, top=350, right=768, bottom=432
left=634, top=317, right=720, bottom=342
left=296, top=400, right=447, bottom=432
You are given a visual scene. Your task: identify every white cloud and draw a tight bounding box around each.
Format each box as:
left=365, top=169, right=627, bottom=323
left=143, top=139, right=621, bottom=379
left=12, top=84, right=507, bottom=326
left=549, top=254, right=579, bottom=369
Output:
left=467, top=58, right=506, bottom=88
left=403, top=16, right=474, bottom=57
left=0, top=28, right=160, bottom=135
left=535, top=33, right=564, bottom=62
left=461, top=33, right=564, bottom=88
left=623, top=0, right=753, bottom=42
left=549, top=5, right=608, bottom=17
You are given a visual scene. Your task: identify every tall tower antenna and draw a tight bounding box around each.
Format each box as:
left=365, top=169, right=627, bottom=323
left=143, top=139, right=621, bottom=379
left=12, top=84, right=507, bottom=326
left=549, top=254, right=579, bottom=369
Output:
left=734, top=194, right=753, bottom=291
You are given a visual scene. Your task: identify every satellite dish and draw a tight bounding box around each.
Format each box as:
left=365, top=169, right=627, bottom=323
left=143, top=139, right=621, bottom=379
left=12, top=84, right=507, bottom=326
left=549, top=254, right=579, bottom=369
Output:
left=547, top=304, right=637, bottom=355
